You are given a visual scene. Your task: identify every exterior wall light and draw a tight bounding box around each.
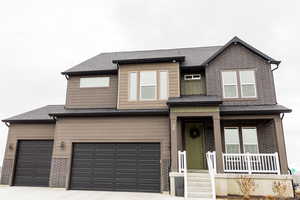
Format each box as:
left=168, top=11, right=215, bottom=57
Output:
left=60, top=141, right=65, bottom=149
left=8, top=143, right=14, bottom=150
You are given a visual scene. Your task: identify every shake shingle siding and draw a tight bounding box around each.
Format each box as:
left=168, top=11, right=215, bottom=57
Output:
left=206, top=44, right=277, bottom=105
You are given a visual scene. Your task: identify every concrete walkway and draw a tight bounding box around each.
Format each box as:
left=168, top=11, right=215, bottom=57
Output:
left=0, top=186, right=185, bottom=200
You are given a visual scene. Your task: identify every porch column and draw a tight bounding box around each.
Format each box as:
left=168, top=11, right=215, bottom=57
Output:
left=273, top=115, right=289, bottom=174
left=170, top=114, right=178, bottom=172
left=213, top=113, right=223, bottom=173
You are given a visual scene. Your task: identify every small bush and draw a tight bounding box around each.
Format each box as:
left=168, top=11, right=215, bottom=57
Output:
left=237, top=176, right=257, bottom=199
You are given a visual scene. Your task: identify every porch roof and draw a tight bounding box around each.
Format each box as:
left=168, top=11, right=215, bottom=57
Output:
left=220, top=104, right=292, bottom=115
left=167, top=95, right=222, bottom=106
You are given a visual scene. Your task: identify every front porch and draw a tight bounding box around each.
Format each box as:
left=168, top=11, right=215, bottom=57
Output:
left=169, top=106, right=292, bottom=198
left=170, top=108, right=289, bottom=174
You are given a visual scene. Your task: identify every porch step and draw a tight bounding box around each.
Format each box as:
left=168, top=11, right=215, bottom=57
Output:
left=188, top=181, right=211, bottom=187
left=188, top=191, right=212, bottom=199
left=186, top=172, right=213, bottom=199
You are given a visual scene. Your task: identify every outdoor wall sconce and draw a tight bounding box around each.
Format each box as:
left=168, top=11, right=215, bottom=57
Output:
left=8, top=143, right=14, bottom=150
left=60, top=141, right=65, bottom=149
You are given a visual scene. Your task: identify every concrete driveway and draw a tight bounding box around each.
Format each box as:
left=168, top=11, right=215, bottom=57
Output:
left=0, top=185, right=184, bottom=200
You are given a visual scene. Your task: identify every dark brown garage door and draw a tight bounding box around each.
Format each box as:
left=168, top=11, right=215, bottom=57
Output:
left=13, top=140, right=53, bottom=187
left=70, top=143, right=161, bottom=193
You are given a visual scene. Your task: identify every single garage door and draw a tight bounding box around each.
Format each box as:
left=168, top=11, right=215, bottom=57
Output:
left=70, top=143, right=161, bottom=193
left=13, top=140, right=53, bottom=187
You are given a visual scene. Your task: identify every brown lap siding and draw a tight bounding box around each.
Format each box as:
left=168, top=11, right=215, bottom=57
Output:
left=65, top=75, right=118, bottom=109
left=51, top=116, right=171, bottom=191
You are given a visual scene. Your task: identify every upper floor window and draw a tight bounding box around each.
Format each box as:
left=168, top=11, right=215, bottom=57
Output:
left=221, top=70, right=257, bottom=99
left=129, top=70, right=168, bottom=101
left=80, top=77, right=110, bottom=88
left=184, top=74, right=201, bottom=80
left=140, top=71, right=157, bottom=100
left=159, top=71, right=168, bottom=100
left=239, top=70, right=257, bottom=98
left=222, top=71, right=238, bottom=98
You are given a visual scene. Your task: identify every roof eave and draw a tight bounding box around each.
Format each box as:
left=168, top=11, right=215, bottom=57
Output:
left=61, top=69, right=118, bottom=76
left=112, top=56, right=185, bottom=65
left=49, top=110, right=170, bottom=117
left=220, top=109, right=292, bottom=115
left=167, top=101, right=222, bottom=107
left=2, top=119, right=55, bottom=124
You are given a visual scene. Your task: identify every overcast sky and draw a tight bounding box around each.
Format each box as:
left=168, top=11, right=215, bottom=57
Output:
left=0, top=0, right=299, bottom=169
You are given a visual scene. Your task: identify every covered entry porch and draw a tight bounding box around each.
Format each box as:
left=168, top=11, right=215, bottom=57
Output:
left=170, top=106, right=289, bottom=175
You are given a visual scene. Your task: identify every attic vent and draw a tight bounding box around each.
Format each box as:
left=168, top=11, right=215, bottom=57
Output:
left=184, top=74, right=201, bottom=80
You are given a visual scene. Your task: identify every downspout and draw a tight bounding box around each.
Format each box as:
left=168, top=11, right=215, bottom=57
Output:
left=279, top=113, right=295, bottom=198
left=270, top=62, right=280, bottom=104
left=271, top=63, right=280, bottom=72
left=64, top=74, right=69, bottom=80
left=4, top=122, right=10, bottom=127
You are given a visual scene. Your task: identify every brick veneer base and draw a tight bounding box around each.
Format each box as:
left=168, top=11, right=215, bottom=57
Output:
left=0, top=159, right=14, bottom=185
left=49, top=158, right=68, bottom=188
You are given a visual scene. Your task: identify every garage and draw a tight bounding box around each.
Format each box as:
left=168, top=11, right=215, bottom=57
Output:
left=69, top=143, right=161, bottom=193
left=13, top=140, right=53, bottom=187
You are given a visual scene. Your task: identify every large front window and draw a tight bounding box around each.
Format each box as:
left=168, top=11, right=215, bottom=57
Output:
left=128, top=70, right=169, bottom=101
left=242, top=127, right=259, bottom=153
left=224, top=127, right=259, bottom=153
left=224, top=128, right=240, bottom=153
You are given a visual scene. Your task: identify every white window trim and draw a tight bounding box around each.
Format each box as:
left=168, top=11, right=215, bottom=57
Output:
left=80, top=77, right=110, bottom=88
left=242, top=127, right=259, bottom=153
left=239, top=70, right=257, bottom=98
left=184, top=74, right=201, bottom=80
left=221, top=71, right=239, bottom=99
left=224, top=127, right=241, bottom=153
left=128, top=71, right=138, bottom=101
left=159, top=70, right=169, bottom=100
left=139, top=71, right=157, bottom=101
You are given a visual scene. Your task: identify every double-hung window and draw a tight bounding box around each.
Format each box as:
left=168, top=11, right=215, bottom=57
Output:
left=129, top=72, right=137, bottom=101
left=242, top=128, right=259, bottom=153
left=159, top=71, right=168, bottom=100
left=224, top=128, right=240, bottom=153
left=140, top=71, right=157, bottom=100
left=222, top=71, right=238, bottom=98
left=239, top=70, right=257, bottom=98
left=221, top=69, right=257, bottom=99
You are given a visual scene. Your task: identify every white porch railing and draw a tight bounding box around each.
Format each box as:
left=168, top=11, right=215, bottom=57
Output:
left=206, top=151, right=216, bottom=200
left=178, top=151, right=187, bottom=198
left=223, top=152, right=280, bottom=174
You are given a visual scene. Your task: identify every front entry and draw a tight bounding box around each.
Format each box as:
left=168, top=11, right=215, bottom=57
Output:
left=185, top=123, right=205, bottom=169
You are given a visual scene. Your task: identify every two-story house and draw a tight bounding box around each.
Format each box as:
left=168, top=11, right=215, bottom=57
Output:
left=1, top=37, right=294, bottom=199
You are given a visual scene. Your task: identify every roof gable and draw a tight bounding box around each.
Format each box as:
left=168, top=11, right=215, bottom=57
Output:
left=201, top=36, right=281, bottom=66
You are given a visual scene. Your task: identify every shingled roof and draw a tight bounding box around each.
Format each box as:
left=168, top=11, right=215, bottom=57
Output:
left=62, top=46, right=222, bottom=75
left=62, top=36, right=280, bottom=76
left=2, top=105, right=169, bottom=123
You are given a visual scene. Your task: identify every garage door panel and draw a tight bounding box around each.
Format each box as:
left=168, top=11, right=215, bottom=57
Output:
left=70, top=143, right=160, bottom=192
left=13, top=140, right=53, bottom=187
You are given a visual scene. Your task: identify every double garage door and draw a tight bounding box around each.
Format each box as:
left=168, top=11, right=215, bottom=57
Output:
left=13, top=141, right=161, bottom=192
left=70, top=143, right=161, bottom=193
